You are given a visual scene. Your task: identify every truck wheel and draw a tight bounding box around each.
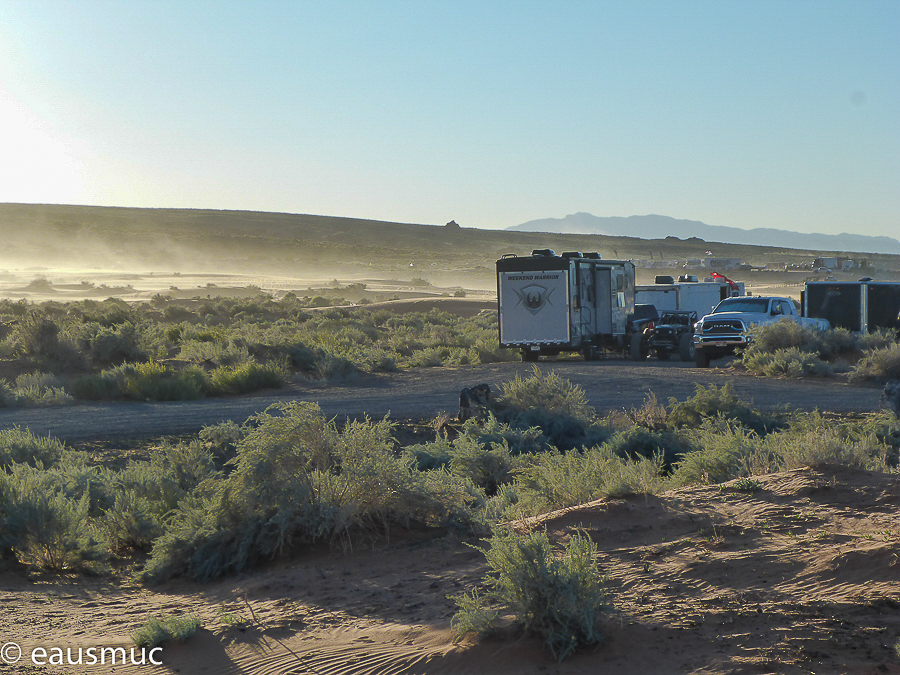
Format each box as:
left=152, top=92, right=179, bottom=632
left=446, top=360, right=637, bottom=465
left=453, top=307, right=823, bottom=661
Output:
left=679, top=333, right=695, bottom=361
left=630, top=333, right=647, bottom=361
left=695, top=349, right=711, bottom=368
left=656, top=348, right=671, bottom=361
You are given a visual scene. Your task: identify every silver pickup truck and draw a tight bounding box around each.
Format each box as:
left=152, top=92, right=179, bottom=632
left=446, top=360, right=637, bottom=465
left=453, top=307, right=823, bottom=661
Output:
left=693, top=296, right=830, bottom=367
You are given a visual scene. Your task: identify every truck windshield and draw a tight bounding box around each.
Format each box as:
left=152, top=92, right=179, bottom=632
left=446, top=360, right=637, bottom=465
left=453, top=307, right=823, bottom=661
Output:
left=712, top=298, right=770, bottom=313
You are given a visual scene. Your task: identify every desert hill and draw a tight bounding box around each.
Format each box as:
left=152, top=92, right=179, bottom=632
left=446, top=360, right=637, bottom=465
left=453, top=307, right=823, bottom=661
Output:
left=509, top=213, right=900, bottom=256
left=3, top=204, right=900, bottom=289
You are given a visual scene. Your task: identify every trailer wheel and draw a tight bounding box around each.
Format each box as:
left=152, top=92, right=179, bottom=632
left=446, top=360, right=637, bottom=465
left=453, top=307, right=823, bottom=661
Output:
left=694, top=349, right=711, bottom=368
left=678, top=333, right=695, bottom=361
left=522, top=350, right=539, bottom=362
left=582, top=345, right=599, bottom=361
left=630, top=333, right=647, bottom=361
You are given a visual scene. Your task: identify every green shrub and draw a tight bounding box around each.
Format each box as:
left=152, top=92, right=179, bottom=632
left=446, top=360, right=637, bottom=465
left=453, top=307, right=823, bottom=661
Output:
left=209, top=361, right=284, bottom=395
left=740, top=347, right=835, bottom=378
left=514, top=446, right=666, bottom=516
left=0, top=426, right=67, bottom=469
left=493, top=367, right=609, bottom=450
left=452, top=529, right=607, bottom=661
left=848, top=343, right=900, bottom=383
left=142, top=403, right=474, bottom=582
left=132, top=615, right=202, bottom=648
left=764, top=426, right=890, bottom=472
left=668, top=383, right=779, bottom=435
left=448, top=436, right=516, bottom=496
left=72, top=362, right=209, bottom=401
left=670, top=420, right=760, bottom=487
left=0, top=467, right=101, bottom=570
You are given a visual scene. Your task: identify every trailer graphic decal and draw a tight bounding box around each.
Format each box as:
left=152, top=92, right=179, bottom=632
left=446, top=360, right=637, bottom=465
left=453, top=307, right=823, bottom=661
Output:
left=514, top=283, right=555, bottom=315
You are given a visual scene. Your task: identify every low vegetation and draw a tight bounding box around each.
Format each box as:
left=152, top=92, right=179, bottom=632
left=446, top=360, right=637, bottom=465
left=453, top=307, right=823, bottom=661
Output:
left=132, top=615, right=203, bottom=648
left=0, top=368, right=897, bottom=658
left=738, top=321, right=898, bottom=381
left=0, top=296, right=514, bottom=403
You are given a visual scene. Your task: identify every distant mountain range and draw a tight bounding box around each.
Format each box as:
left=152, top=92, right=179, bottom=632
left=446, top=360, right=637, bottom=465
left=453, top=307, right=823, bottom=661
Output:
left=508, top=213, right=900, bottom=255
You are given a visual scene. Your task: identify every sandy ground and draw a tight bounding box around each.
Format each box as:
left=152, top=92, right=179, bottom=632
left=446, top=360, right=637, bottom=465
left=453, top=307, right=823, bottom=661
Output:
left=1, top=466, right=898, bottom=675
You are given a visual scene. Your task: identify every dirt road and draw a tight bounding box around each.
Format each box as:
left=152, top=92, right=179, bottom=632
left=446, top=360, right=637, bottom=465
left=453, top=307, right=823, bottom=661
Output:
left=0, top=361, right=885, bottom=442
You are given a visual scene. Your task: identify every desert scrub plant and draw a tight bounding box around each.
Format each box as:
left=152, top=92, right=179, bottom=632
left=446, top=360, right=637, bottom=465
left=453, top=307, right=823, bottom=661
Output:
left=208, top=361, right=284, bottom=395
left=72, top=362, right=209, bottom=401
left=5, top=372, right=73, bottom=406
left=493, top=367, right=610, bottom=450
left=0, top=466, right=102, bottom=570
left=848, top=343, right=900, bottom=383
left=447, top=435, right=517, bottom=496
left=668, top=382, right=781, bottom=435
left=142, top=403, right=476, bottom=582
left=103, top=440, right=219, bottom=553
left=132, top=615, right=202, bottom=648
left=740, top=347, right=836, bottom=378
left=513, top=446, right=666, bottom=516
left=763, top=426, right=890, bottom=472
left=452, top=528, right=608, bottom=661
left=0, top=426, right=67, bottom=468
left=670, top=420, right=761, bottom=487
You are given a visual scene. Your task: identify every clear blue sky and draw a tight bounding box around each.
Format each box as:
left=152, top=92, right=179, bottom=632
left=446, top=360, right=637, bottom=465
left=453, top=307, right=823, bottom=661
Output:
left=1, top=0, right=897, bottom=237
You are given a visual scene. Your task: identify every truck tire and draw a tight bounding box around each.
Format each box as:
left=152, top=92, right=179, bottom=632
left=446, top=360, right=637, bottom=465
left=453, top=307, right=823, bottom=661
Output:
left=630, top=333, right=647, bottom=361
left=695, top=349, right=711, bottom=368
left=679, top=333, right=695, bottom=361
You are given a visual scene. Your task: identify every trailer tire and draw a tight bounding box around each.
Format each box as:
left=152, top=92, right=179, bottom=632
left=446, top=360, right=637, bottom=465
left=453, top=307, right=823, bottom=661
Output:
left=695, top=349, right=711, bottom=368
left=679, top=334, right=695, bottom=361
left=630, top=333, right=647, bottom=361
left=522, top=350, right=539, bottom=362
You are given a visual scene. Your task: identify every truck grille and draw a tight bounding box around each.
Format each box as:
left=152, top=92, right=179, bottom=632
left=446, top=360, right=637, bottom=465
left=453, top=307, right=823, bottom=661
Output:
left=701, top=320, right=744, bottom=336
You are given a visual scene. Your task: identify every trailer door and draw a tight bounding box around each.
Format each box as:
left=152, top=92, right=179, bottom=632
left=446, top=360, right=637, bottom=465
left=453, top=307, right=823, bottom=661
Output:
left=594, top=267, right=612, bottom=334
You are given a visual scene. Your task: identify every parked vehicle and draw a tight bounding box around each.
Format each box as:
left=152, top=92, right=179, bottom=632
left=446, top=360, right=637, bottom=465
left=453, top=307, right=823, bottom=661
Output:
left=631, top=310, right=698, bottom=362
left=693, top=296, right=829, bottom=367
left=496, top=249, right=635, bottom=361
left=635, top=276, right=744, bottom=319
left=803, top=280, right=900, bottom=333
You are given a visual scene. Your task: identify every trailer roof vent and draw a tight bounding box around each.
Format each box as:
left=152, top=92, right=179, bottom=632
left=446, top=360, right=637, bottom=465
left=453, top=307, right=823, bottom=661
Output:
left=583, top=252, right=601, bottom=259
left=678, top=274, right=699, bottom=282
left=655, top=275, right=675, bottom=284
left=561, top=251, right=583, bottom=258
left=531, top=249, right=556, bottom=257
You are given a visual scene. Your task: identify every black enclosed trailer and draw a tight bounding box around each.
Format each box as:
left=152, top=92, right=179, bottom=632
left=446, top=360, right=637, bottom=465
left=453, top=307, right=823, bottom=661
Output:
left=496, top=250, right=635, bottom=361
left=803, top=281, right=900, bottom=333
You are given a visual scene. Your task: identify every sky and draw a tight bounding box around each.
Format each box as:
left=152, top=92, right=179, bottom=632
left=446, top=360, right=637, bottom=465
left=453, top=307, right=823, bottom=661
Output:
left=0, top=0, right=897, bottom=238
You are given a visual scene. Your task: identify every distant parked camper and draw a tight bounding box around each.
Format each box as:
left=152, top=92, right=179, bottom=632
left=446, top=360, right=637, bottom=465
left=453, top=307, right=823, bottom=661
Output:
left=496, top=250, right=635, bottom=361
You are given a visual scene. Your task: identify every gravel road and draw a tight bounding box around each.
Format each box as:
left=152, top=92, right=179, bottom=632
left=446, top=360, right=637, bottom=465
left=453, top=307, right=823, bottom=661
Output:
left=0, top=360, right=885, bottom=442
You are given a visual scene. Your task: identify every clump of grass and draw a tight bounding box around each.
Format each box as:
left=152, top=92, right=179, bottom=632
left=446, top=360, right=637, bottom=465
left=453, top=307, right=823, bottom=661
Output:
left=452, top=528, right=608, bottom=661
left=132, top=615, right=202, bottom=648
left=209, top=361, right=284, bottom=395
